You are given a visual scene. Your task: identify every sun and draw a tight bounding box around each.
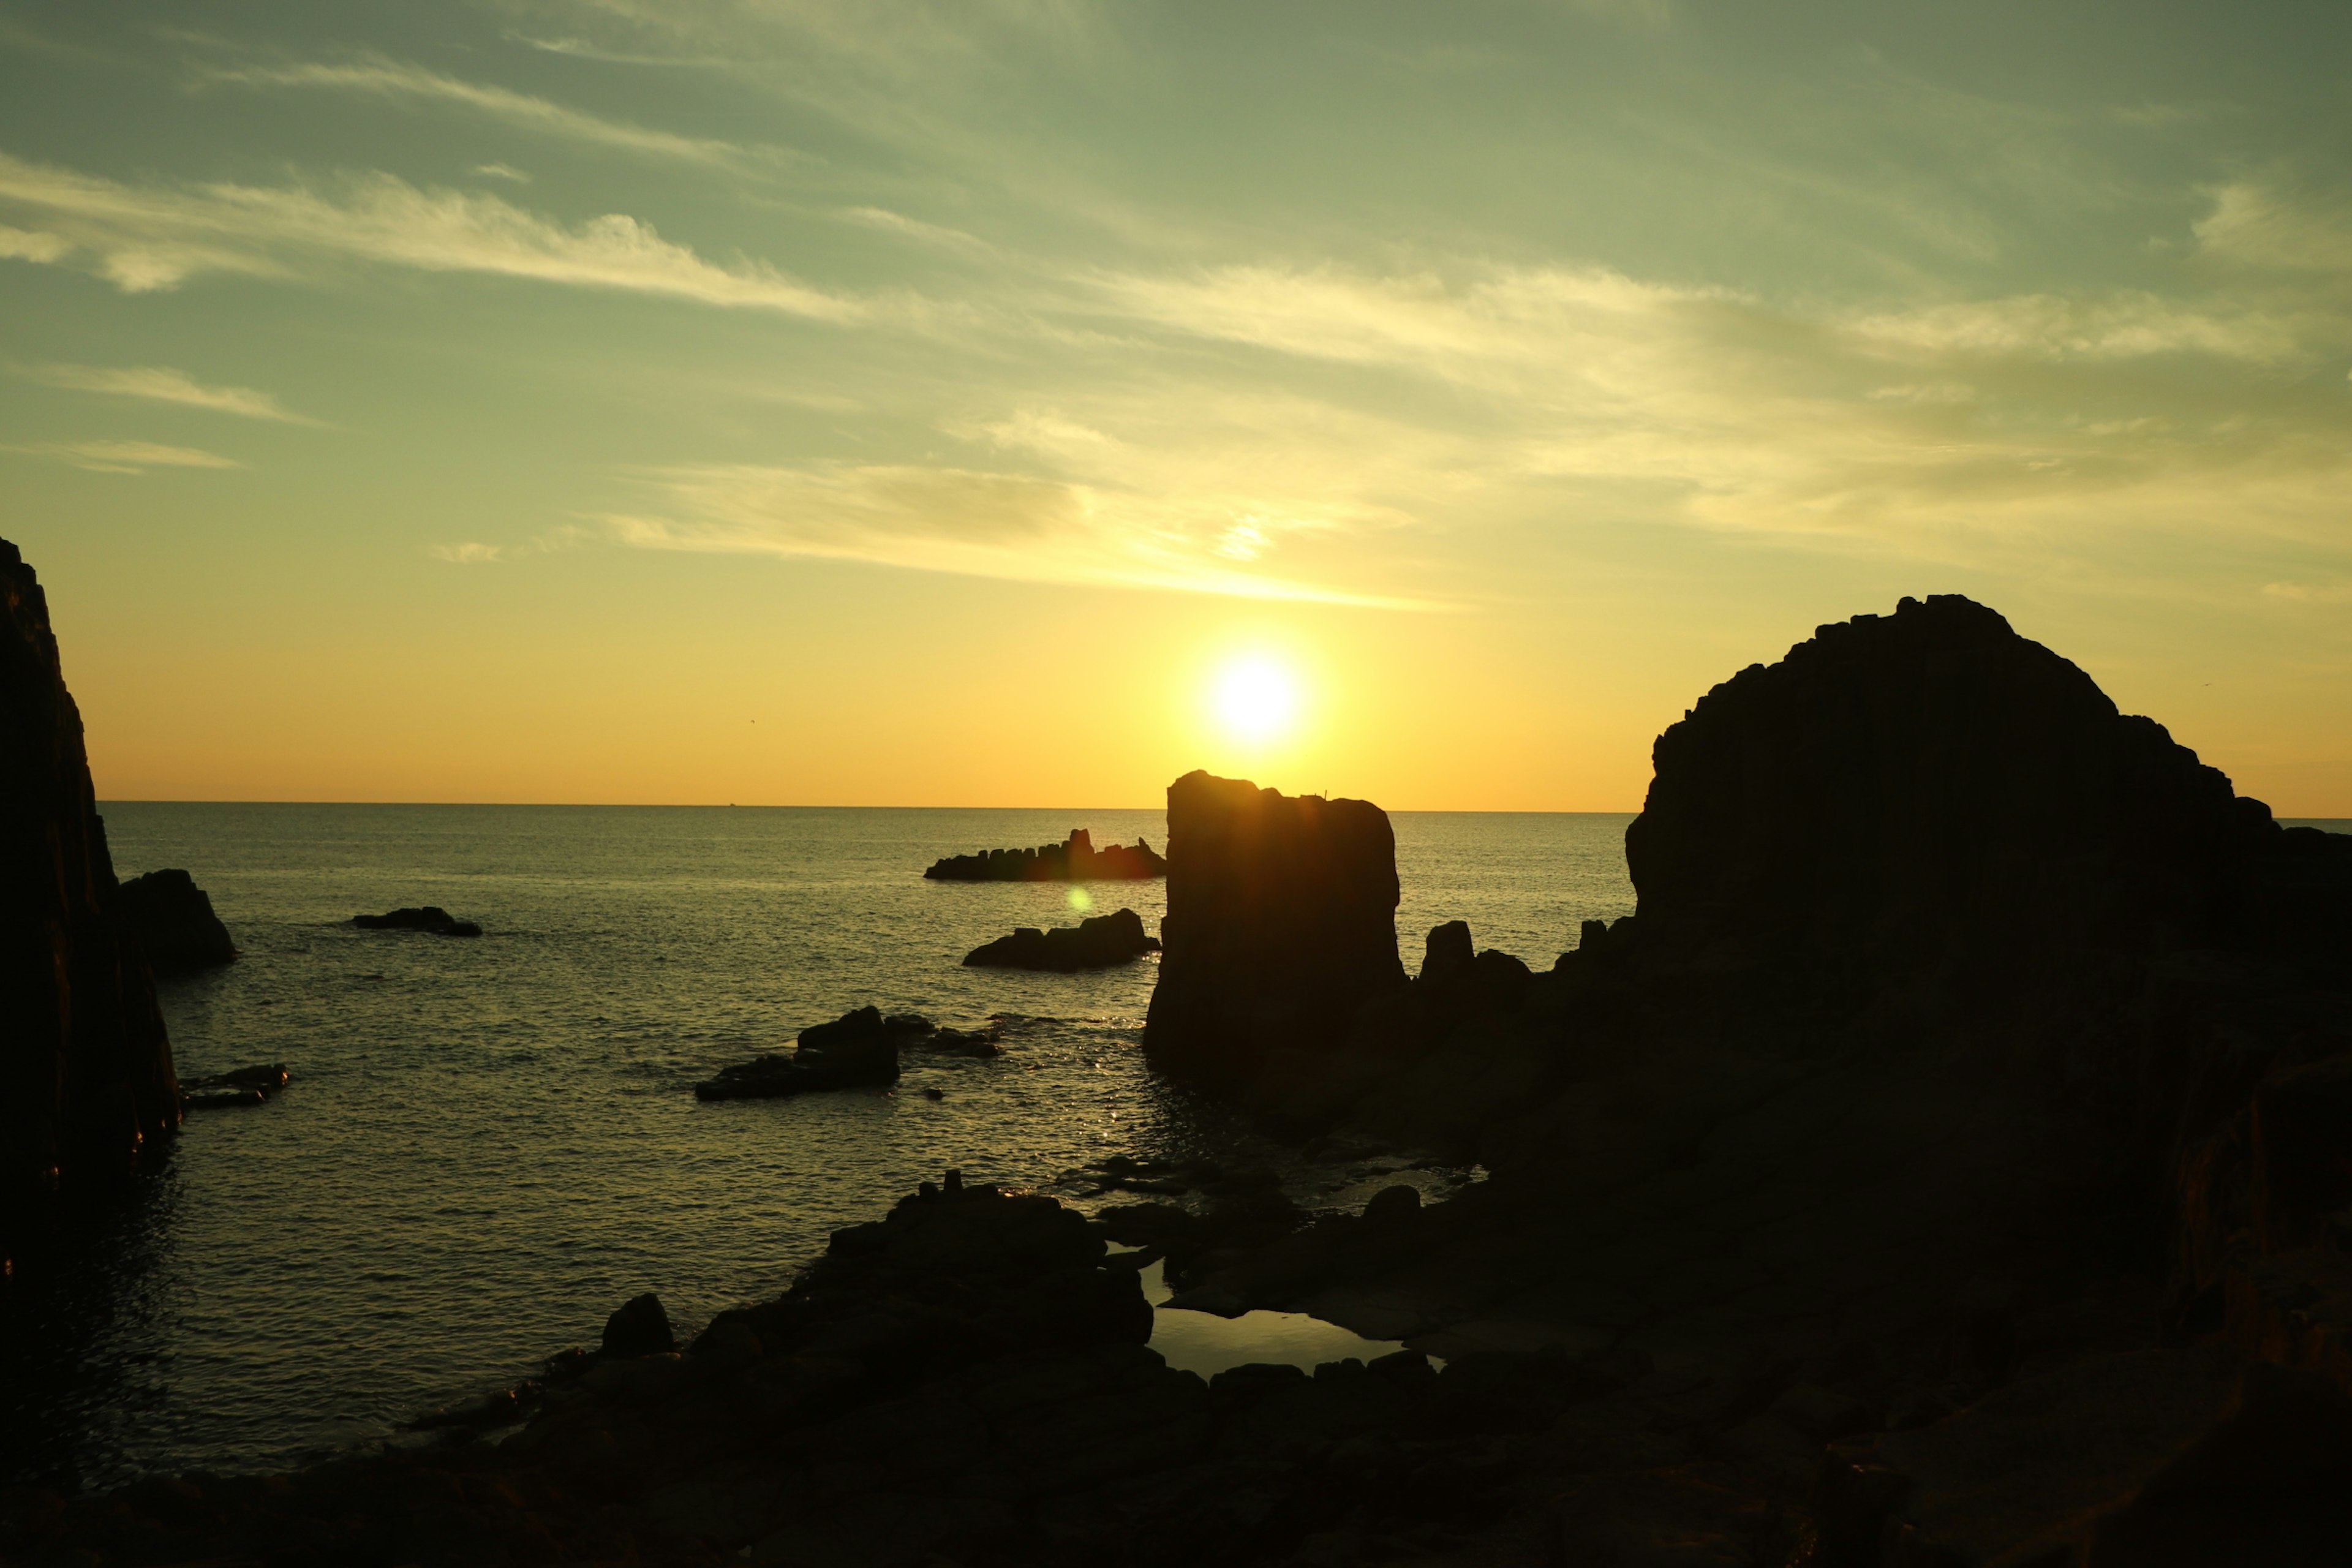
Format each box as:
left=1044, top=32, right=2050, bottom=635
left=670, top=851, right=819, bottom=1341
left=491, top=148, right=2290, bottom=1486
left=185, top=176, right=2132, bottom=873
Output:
left=1211, top=654, right=1302, bottom=743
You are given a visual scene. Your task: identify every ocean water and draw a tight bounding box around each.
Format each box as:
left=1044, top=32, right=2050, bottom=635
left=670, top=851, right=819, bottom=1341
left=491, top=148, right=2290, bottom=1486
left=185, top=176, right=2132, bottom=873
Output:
left=4, top=804, right=1638, bottom=1489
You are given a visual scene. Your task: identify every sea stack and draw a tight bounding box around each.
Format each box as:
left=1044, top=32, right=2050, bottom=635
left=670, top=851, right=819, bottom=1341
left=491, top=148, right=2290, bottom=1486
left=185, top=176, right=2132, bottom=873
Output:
left=1144, top=769, right=1404, bottom=1085
left=0, top=537, right=179, bottom=1262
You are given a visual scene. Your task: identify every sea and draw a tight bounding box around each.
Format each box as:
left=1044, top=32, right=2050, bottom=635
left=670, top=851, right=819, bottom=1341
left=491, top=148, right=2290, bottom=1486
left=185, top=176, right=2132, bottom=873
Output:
left=4, top=803, right=1642, bottom=1490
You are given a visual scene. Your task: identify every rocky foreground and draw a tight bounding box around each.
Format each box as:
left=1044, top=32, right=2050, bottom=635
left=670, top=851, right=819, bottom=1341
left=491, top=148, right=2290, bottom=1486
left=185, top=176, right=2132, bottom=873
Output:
left=9, top=591, right=2352, bottom=1567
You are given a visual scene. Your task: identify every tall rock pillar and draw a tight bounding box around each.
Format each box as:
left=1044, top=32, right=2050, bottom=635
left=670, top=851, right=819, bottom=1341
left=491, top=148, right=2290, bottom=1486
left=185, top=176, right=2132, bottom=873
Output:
left=1, top=538, right=177, bottom=1266
left=1144, top=770, right=1405, bottom=1087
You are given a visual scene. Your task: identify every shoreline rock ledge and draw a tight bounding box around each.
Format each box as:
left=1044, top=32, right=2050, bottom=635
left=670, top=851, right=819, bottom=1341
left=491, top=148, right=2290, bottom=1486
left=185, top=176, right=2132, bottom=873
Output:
left=1, top=536, right=179, bottom=1268
left=1143, top=769, right=1404, bottom=1087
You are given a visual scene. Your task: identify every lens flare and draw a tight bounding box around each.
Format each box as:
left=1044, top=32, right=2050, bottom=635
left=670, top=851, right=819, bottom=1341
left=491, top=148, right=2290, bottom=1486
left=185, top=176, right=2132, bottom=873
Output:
left=1212, top=654, right=1301, bottom=743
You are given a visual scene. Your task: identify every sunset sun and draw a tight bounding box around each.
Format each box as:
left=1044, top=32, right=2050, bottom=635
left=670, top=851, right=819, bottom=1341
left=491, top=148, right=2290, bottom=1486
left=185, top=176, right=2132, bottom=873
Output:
left=1211, top=654, right=1302, bottom=744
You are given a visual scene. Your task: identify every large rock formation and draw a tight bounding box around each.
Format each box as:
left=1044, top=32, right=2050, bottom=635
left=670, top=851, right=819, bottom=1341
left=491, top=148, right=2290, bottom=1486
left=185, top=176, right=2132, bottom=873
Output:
left=1, top=538, right=178, bottom=1265
left=1624, top=594, right=2263, bottom=1001
left=1144, top=770, right=1405, bottom=1086
left=114, top=869, right=236, bottom=970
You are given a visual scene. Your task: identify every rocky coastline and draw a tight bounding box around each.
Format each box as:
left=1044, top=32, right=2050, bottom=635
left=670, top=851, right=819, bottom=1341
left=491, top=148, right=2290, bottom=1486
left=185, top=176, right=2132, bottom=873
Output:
left=8, top=590, right=2352, bottom=1566
left=925, top=829, right=1167, bottom=883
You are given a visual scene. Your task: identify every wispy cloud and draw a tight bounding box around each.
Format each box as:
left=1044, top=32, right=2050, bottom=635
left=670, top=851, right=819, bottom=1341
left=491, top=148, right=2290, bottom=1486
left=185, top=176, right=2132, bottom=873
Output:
left=474, top=163, right=530, bottom=183
left=201, top=56, right=744, bottom=167
left=429, top=541, right=508, bottom=564
left=24, top=363, right=319, bottom=423
left=603, top=461, right=1435, bottom=608
left=0, top=152, right=863, bottom=317
left=10, top=440, right=241, bottom=474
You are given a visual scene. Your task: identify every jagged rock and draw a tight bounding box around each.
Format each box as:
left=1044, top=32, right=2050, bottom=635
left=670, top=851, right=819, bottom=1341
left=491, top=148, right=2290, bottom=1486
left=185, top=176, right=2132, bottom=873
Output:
left=695, top=1005, right=907, bottom=1100
left=1, top=537, right=178, bottom=1261
left=601, top=1292, right=676, bottom=1358
left=352, top=905, right=481, bottom=938
left=963, top=908, right=1160, bottom=971
left=1145, top=771, right=1406, bottom=1087
left=114, top=868, right=236, bottom=970
left=925, top=827, right=1167, bottom=882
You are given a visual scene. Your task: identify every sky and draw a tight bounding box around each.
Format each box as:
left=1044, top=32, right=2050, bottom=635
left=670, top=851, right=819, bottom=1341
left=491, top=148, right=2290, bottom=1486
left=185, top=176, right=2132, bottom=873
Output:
left=3, top=0, right=2348, bottom=811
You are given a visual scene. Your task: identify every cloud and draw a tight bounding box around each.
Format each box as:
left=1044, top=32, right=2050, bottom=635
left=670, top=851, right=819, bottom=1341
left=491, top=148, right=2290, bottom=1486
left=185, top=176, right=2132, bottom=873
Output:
left=2194, top=183, right=2352, bottom=274
left=475, top=163, right=531, bottom=183
left=202, top=57, right=742, bottom=167
left=0, top=152, right=862, bottom=317
left=429, top=541, right=508, bottom=564
left=24, top=363, right=319, bottom=423
left=0, top=223, right=69, bottom=263
left=10, top=440, right=241, bottom=474
left=604, top=460, right=1434, bottom=607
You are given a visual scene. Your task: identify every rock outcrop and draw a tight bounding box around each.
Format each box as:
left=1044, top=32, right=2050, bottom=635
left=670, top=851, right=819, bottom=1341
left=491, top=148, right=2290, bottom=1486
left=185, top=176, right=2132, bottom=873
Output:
left=693, top=1006, right=918, bottom=1101
left=1, top=538, right=177, bottom=1265
left=353, top=906, right=481, bottom=938
left=925, top=827, right=1166, bottom=881
left=1144, top=771, right=1405, bottom=1087
left=962, top=908, right=1160, bottom=971
left=114, top=869, right=236, bottom=970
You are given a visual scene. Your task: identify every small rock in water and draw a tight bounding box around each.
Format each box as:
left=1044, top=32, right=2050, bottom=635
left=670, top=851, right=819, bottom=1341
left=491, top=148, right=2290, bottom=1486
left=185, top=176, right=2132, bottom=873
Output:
left=962, top=908, right=1159, bottom=971
left=693, top=1005, right=908, bottom=1100
left=922, top=1086, right=945, bottom=1100
left=600, top=1292, right=674, bottom=1359
left=353, top=905, right=482, bottom=938
left=181, top=1063, right=291, bottom=1110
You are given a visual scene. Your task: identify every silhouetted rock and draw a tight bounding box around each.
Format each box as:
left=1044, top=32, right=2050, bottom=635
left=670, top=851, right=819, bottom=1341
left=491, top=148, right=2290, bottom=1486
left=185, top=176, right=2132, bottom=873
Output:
left=180, top=1063, right=289, bottom=1111
left=600, top=1292, right=676, bottom=1358
left=1, top=537, right=178, bottom=1262
left=113, top=868, right=236, bottom=970
left=352, top=905, right=481, bottom=937
left=694, top=1005, right=907, bottom=1100
left=925, top=827, right=1167, bottom=881
left=963, top=907, right=1160, bottom=971
left=1144, top=771, right=1406, bottom=1087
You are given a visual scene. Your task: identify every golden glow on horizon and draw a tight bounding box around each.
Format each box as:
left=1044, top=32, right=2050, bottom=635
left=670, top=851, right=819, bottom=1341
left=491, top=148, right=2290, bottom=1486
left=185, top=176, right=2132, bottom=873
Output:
left=1210, top=654, right=1302, bottom=745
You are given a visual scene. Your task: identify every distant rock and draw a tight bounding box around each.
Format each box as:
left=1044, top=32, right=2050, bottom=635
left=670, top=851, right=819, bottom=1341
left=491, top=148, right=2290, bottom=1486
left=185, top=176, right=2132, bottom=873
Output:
left=1144, top=770, right=1405, bottom=1087
left=694, top=1005, right=911, bottom=1101
left=353, top=905, right=482, bottom=938
left=1, top=536, right=179, bottom=1259
left=924, top=827, right=1166, bottom=882
left=115, top=868, right=236, bottom=970
left=962, top=908, right=1159, bottom=971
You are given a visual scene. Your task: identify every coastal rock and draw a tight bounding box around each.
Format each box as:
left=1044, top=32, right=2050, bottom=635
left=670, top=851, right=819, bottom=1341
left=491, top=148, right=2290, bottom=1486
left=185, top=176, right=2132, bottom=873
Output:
left=113, top=868, right=236, bottom=970
left=925, top=827, right=1167, bottom=882
left=352, top=905, right=482, bottom=937
left=180, top=1063, right=290, bottom=1111
left=963, top=908, right=1160, bottom=971
left=1144, top=771, right=1406, bottom=1087
left=0, top=537, right=178, bottom=1261
left=695, top=1005, right=907, bottom=1100
left=601, top=1292, right=677, bottom=1358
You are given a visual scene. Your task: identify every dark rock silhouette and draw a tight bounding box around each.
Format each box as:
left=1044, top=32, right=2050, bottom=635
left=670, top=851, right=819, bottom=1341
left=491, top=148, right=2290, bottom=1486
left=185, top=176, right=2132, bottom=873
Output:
left=962, top=907, right=1159, bottom=971
left=693, top=1005, right=912, bottom=1100
left=180, top=1063, right=289, bottom=1111
left=599, top=1292, right=675, bottom=1359
left=0, top=537, right=177, bottom=1264
left=113, top=868, right=236, bottom=970
left=1144, top=770, right=1405, bottom=1087
left=924, top=827, right=1166, bottom=881
left=352, top=905, right=481, bottom=937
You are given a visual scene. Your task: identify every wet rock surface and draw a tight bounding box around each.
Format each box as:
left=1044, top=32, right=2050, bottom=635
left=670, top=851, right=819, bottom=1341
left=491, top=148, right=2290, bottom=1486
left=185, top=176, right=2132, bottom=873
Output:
left=925, top=828, right=1166, bottom=882
left=180, top=1063, right=291, bottom=1111
left=113, top=867, right=236, bottom=970
left=353, top=906, right=483, bottom=938
left=962, top=908, right=1161, bottom=971
left=1, top=536, right=178, bottom=1264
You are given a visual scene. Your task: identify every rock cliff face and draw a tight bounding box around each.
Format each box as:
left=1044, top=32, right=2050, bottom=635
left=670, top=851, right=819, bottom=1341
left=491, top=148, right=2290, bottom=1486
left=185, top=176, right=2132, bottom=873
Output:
left=1144, top=770, right=1404, bottom=1086
left=0, top=538, right=177, bottom=1263
left=1624, top=594, right=2256, bottom=1000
